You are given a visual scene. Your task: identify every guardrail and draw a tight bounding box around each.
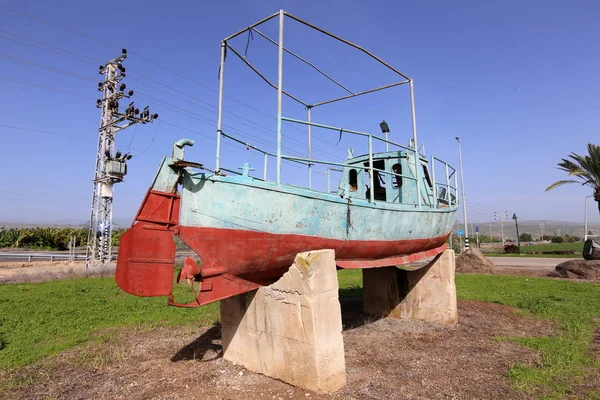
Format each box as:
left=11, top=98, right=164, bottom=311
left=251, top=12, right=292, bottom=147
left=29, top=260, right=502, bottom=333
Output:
left=0, top=252, right=88, bottom=262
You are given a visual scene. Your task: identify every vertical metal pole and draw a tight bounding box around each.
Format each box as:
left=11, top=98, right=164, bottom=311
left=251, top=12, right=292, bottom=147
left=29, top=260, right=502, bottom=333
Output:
left=276, top=10, right=284, bottom=185
left=307, top=107, right=312, bottom=189
left=456, top=136, right=469, bottom=249
left=368, top=135, right=374, bottom=203
left=216, top=41, right=226, bottom=172
left=500, top=214, right=505, bottom=246
left=409, top=80, right=420, bottom=207
left=454, top=168, right=458, bottom=207
left=385, top=132, right=389, bottom=152
left=263, top=153, right=268, bottom=181
left=584, top=195, right=592, bottom=241
left=431, top=156, right=436, bottom=208
left=327, top=168, right=331, bottom=193
left=514, top=215, right=521, bottom=254
left=445, top=164, right=450, bottom=203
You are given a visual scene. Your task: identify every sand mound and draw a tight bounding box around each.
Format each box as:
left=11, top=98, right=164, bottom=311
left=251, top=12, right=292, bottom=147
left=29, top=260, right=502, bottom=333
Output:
left=550, top=259, right=600, bottom=280
left=455, top=248, right=493, bottom=274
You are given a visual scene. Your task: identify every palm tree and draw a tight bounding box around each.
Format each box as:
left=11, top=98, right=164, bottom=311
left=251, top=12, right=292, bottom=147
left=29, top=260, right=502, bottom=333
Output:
left=546, top=143, right=600, bottom=214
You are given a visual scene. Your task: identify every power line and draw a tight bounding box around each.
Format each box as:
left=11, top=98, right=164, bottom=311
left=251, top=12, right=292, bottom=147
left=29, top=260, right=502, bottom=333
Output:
left=0, top=32, right=97, bottom=65
left=0, top=124, right=161, bottom=157
left=0, top=5, right=351, bottom=163
left=0, top=5, right=340, bottom=145
left=0, top=5, right=122, bottom=49
left=0, top=75, right=96, bottom=99
left=0, top=53, right=96, bottom=82
left=0, top=28, right=104, bottom=62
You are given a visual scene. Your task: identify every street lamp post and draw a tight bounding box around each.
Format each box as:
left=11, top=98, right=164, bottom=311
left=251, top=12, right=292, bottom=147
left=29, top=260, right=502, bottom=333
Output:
left=513, top=213, right=521, bottom=255
left=456, top=137, right=469, bottom=250
left=585, top=195, right=593, bottom=241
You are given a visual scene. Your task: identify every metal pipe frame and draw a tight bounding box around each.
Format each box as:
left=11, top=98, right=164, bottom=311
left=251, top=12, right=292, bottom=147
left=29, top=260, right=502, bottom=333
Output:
left=307, top=107, right=312, bottom=189
left=223, top=11, right=281, bottom=41
left=252, top=28, right=354, bottom=96
left=276, top=10, right=284, bottom=185
left=368, top=135, right=374, bottom=203
left=225, top=43, right=308, bottom=107
left=283, top=11, right=411, bottom=80
left=216, top=10, right=452, bottom=207
left=215, top=41, right=226, bottom=172
left=311, top=80, right=410, bottom=108
left=283, top=116, right=414, bottom=153
left=431, top=155, right=437, bottom=209
left=222, top=10, right=413, bottom=110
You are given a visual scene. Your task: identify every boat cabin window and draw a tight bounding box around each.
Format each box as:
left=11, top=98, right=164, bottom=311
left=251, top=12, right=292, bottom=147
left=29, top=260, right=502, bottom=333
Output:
left=364, top=160, right=386, bottom=201
left=392, top=163, right=402, bottom=188
left=349, top=169, right=358, bottom=192
left=422, top=165, right=433, bottom=188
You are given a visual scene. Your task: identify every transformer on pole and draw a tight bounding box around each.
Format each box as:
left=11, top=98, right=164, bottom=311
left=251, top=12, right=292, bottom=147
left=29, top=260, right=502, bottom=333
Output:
left=85, top=49, right=158, bottom=270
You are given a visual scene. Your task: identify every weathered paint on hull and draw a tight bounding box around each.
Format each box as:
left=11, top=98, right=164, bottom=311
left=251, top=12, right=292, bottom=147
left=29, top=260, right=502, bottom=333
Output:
left=116, top=155, right=458, bottom=307
left=180, top=172, right=456, bottom=242
left=178, top=225, right=450, bottom=281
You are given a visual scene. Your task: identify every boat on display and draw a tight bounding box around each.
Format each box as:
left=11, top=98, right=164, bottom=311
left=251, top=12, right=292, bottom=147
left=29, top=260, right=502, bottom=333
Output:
left=115, top=10, right=459, bottom=307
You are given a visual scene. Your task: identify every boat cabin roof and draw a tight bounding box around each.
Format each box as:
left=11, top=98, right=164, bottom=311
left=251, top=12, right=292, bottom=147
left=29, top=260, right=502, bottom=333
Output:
left=346, top=151, right=428, bottom=166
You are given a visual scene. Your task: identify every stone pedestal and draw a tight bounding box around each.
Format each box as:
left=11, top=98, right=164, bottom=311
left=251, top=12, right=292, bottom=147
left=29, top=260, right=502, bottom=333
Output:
left=363, top=249, right=458, bottom=325
left=220, top=249, right=346, bottom=393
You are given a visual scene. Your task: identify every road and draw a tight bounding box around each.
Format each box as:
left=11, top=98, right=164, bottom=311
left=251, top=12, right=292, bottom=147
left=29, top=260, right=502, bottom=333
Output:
left=487, top=257, right=574, bottom=269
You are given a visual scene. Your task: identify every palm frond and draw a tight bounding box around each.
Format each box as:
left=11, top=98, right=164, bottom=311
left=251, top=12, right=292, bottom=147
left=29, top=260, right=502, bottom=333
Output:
left=548, top=143, right=600, bottom=193
left=545, top=180, right=580, bottom=191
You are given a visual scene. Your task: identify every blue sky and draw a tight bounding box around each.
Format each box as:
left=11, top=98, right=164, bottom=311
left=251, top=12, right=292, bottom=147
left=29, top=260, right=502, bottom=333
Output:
left=0, top=0, right=599, bottom=227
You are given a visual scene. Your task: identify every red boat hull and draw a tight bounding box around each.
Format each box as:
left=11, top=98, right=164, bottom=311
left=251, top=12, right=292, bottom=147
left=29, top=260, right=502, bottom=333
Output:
left=116, top=189, right=450, bottom=307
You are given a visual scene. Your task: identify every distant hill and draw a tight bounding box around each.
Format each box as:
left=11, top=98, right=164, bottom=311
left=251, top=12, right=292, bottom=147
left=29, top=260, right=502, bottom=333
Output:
left=457, top=219, right=600, bottom=241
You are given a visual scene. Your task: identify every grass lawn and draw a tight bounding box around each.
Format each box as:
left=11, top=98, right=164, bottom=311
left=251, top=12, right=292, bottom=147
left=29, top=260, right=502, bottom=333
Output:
left=0, top=276, right=218, bottom=369
left=1, top=270, right=599, bottom=399
left=482, top=241, right=584, bottom=257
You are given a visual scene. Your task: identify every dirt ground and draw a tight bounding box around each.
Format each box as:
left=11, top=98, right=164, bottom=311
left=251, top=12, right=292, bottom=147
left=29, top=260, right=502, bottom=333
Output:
left=2, top=259, right=596, bottom=399
left=3, top=299, right=557, bottom=400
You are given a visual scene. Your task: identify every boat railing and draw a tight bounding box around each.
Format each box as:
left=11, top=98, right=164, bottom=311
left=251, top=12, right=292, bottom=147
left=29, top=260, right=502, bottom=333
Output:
left=431, top=156, right=458, bottom=208
left=281, top=116, right=421, bottom=204
left=220, top=129, right=456, bottom=210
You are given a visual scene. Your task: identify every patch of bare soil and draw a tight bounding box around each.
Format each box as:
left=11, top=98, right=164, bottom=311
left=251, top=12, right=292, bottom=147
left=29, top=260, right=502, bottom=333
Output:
left=0, top=261, right=113, bottom=283
left=455, top=249, right=493, bottom=274
left=3, top=300, right=555, bottom=400
left=549, top=260, right=600, bottom=281
left=491, top=266, right=556, bottom=278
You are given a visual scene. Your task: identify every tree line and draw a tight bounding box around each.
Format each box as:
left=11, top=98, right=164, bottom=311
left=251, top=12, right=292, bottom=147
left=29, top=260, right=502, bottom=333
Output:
left=0, top=227, right=126, bottom=250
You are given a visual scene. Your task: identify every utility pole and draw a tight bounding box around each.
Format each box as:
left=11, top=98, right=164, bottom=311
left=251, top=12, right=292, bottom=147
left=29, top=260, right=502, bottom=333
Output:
left=539, top=223, right=545, bottom=242
left=85, top=49, right=158, bottom=270
left=585, top=195, right=593, bottom=241
left=513, top=213, right=521, bottom=254
left=494, top=211, right=507, bottom=246
left=455, top=136, right=469, bottom=249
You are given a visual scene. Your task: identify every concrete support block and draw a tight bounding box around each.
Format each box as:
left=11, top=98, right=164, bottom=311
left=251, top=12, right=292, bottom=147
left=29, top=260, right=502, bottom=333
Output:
left=220, top=249, right=346, bottom=393
left=363, top=249, right=458, bottom=326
